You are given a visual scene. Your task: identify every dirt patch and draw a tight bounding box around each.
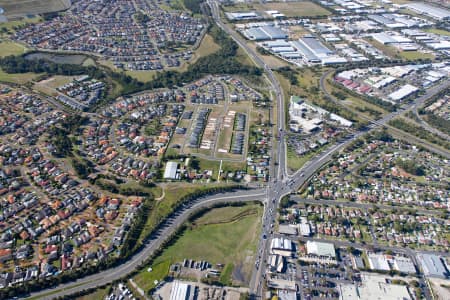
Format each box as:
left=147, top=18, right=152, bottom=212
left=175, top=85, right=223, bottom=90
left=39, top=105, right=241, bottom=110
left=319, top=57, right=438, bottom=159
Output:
left=232, top=263, right=246, bottom=285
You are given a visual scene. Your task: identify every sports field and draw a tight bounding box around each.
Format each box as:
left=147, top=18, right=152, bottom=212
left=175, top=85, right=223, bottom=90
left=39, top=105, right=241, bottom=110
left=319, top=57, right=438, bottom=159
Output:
left=0, top=0, right=71, bottom=17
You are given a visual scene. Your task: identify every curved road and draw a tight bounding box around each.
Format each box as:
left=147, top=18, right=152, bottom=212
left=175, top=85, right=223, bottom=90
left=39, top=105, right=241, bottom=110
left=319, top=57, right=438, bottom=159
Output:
left=26, top=189, right=266, bottom=300
left=22, top=3, right=450, bottom=300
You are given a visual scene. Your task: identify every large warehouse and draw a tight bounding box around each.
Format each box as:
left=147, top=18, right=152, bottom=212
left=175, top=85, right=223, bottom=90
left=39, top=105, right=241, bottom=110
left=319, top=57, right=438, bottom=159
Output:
left=243, top=25, right=287, bottom=41
left=293, top=36, right=346, bottom=65
left=405, top=3, right=450, bottom=21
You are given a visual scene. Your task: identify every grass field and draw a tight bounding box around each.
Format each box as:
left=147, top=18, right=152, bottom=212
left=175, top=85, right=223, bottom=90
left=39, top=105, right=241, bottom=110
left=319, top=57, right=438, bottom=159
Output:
left=424, top=28, right=450, bottom=36
left=125, top=70, right=157, bottom=82
left=194, top=34, right=221, bottom=59
left=367, top=39, right=400, bottom=59
left=253, top=1, right=331, bottom=17
left=400, top=51, right=434, bottom=61
left=0, top=16, right=41, bottom=34
left=246, top=42, right=289, bottom=69
left=133, top=204, right=263, bottom=292
left=287, top=146, right=315, bottom=172
left=137, top=182, right=237, bottom=244
left=125, top=34, right=220, bottom=82
left=0, top=0, right=70, bottom=17
left=75, top=286, right=109, bottom=300
left=0, top=41, right=28, bottom=57
left=0, top=68, right=41, bottom=84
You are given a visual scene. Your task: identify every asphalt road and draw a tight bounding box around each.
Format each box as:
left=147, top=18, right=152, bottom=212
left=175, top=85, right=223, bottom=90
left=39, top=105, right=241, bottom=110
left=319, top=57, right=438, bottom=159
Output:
left=22, top=3, right=450, bottom=300
left=25, top=189, right=266, bottom=299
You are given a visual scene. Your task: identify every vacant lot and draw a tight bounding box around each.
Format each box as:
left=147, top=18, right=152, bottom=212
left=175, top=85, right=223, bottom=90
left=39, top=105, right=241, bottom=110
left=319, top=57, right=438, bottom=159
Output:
left=133, top=204, right=263, bottom=292
left=0, top=41, right=28, bottom=57
left=424, top=28, right=450, bottom=36
left=400, top=51, right=434, bottom=61
left=0, top=0, right=71, bottom=17
left=0, top=68, right=41, bottom=84
left=253, top=1, right=331, bottom=17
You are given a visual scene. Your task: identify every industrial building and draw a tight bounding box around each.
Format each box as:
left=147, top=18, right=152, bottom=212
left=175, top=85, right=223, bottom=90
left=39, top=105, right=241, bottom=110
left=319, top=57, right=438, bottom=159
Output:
left=417, top=253, right=449, bottom=278
left=294, top=36, right=347, bottom=65
left=225, top=11, right=260, bottom=21
left=405, top=3, right=450, bottom=21
left=367, top=253, right=390, bottom=271
left=270, top=237, right=294, bottom=256
left=278, top=225, right=297, bottom=236
left=243, top=25, right=288, bottom=41
left=289, top=96, right=352, bottom=132
left=392, top=256, right=416, bottom=274
left=170, top=281, right=195, bottom=300
left=306, top=241, right=336, bottom=258
left=388, top=84, right=418, bottom=102
left=372, top=32, right=413, bottom=45
left=163, top=161, right=179, bottom=180
left=268, top=254, right=285, bottom=273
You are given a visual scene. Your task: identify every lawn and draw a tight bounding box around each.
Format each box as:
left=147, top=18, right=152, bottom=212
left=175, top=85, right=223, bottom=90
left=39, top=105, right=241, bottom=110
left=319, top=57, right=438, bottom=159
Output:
left=253, top=1, right=331, bottom=17
left=0, top=41, right=28, bottom=57
left=0, top=0, right=70, bottom=17
left=133, top=204, right=263, bottom=292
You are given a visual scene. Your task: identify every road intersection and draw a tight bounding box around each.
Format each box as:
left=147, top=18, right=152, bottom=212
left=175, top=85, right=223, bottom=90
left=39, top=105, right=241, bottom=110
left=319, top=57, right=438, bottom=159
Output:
left=22, top=2, right=450, bottom=299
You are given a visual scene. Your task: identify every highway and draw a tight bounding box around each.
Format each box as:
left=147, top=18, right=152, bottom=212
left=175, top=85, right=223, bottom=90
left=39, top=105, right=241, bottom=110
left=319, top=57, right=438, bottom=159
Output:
left=21, top=2, right=450, bottom=299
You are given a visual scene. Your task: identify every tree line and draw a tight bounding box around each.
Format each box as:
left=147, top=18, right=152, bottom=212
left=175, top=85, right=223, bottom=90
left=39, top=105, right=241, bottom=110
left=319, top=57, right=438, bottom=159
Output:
left=0, top=24, right=262, bottom=103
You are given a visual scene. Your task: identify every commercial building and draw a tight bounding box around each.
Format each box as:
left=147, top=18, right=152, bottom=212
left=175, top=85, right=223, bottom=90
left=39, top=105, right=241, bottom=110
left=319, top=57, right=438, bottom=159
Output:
left=278, top=225, right=297, bottom=236
left=306, top=241, right=336, bottom=258
left=278, top=289, right=297, bottom=300
left=299, top=223, right=311, bottom=237
left=268, top=254, right=285, bottom=273
left=163, top=161, right=179, bottom=180
left=417, top=253, right=449, bottom=278
left=367, top=253, right=390, bottom=271
left=289, top=96, right=352, bottom=131
left=392, top=256, right=416, bottom=274
left=339, top=273, right=412, bottom=300
left=270, top=237, right=294, bottom=256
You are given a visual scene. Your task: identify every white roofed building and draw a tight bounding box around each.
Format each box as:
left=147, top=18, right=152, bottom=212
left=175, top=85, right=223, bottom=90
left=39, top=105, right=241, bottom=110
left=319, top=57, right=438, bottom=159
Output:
left=306, top=241, right=336, bottom=258
left=270, top=237, right=294, bottom=256
left=164, top=161, right=179, bottom=179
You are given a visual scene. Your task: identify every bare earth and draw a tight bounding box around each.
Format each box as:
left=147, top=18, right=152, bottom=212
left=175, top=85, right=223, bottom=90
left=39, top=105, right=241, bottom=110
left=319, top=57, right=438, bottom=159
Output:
left=0, top=0, right=71, bottom=17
